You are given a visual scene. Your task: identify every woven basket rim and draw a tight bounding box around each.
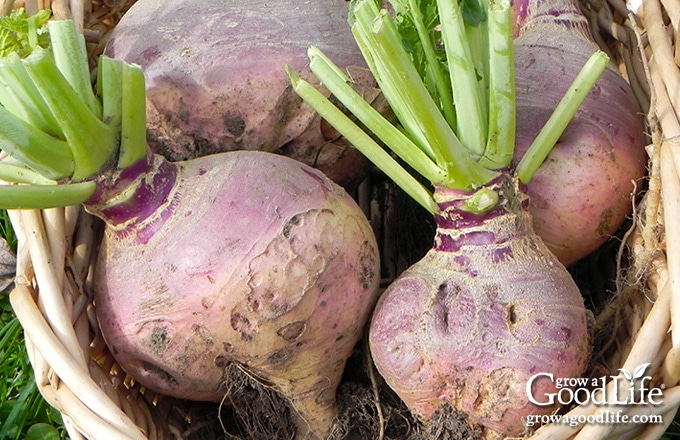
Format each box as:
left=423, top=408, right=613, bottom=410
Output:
left=4, top=0, right=679, bottom=439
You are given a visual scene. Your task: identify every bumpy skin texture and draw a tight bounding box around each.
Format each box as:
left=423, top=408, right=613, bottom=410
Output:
left=369, top=177, right=590, bottom=438
left=89, top=151, right=380, bottom=440
left=512, top=0, right=647, bottom=265
left=103, top=0, right=371, bottom=190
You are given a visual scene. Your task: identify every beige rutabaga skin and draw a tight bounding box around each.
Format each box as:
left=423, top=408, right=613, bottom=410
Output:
left=90, top=151, right=381, bottom=440
left=369, top=176, right=591, bottom=439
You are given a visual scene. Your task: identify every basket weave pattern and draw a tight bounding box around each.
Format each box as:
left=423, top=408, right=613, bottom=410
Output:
left=4, top=0, right=680, bottom=439
left=4, top=2, right=190, bottom=439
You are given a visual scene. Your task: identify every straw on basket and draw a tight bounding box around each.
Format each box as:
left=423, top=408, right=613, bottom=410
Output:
left=3, top=0, right=679, bottom=439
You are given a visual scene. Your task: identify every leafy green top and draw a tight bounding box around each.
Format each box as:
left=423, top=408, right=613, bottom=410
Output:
left=0, top=9, right=51, bottom=58
left=0, top=13, right=148, bottom=210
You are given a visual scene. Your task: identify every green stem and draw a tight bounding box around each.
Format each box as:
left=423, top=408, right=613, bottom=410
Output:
left=0, top=181, right=96, bottom=209
left=516, top=50, right=610, bottom=183
left=480, top=0, right=515, bottom=169
left=437, top=0, right=486, bottom=158
left=351, top=0, right=497, bottom=189
left=48, top=20, right=101, bottom=118
left=307, top=47, right=446, bottom=184
left=117, top=61, right=147, bottom=169
left=98, top=55, right=123, bottom=131
left=22, top=46, right=117, bottom=181
left=0, top=162, right=57, bottom=185
left=407, top=0, right=456, bottom=128
left=0, top=104, right=73, bottom=180
left=26, top=12, right=39, bottom=49
left=351, top=5, right=436, bottom=161
left=288, top=67, right=438, bottom=214
left=0, top=52, right=62, bottom=137
left=464, top=3, right=489, bottom=135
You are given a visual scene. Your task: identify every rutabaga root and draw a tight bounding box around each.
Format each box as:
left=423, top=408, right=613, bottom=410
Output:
left=90, top=151, right=381, bottom=440
left=369, top=175, right=591, bottom=439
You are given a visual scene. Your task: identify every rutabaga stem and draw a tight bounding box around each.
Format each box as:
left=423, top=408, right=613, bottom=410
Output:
left=98, top=56, right=147, bottom=170
left=459, top=186, right=499, bottom=214
left=0, top=104, right=74, bottom=180
left=480, top=0, right=515, bottom=169
left=22, top=46, right=118, bottom=181
left=0, top=52, right=63, bottom=138
left=26, top=11, right=39, bottom=49
left=288, top=67, right=439, bottom=214
left=351, top=0, right=498, bottom=189
left=118, top=61, right=147, bottom=169
left=436, top=0, right=486, bottom=158
left=98, top=56, right=123, bottom=132
left=351, top=2, right=437, bottom=161
left=516, top=50, right=610, bottom=183
left=406, top=0, right=456, bottom=128
left=307, top=47, right=446, bottom=185
left=464, top=0, right=489, bottom=134
left=48, top=20, right=102, bottom=119
left=0, top=163, right=57, bottom=185
left=0, top=181, right=96, bottom=209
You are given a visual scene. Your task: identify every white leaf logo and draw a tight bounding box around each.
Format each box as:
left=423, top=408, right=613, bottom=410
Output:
left=618, top=363, right=651, bottom=385
left=618, top=368, right=633, bottom=382
left=633, top=363, right=651, bottom=380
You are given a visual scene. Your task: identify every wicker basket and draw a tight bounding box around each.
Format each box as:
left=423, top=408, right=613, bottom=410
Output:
left=4, top=0, right=679, bottom=439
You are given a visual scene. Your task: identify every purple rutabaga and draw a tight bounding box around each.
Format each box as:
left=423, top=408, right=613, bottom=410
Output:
left=0, top=15, right=382, bottom=440
left=103, top=0, right=373, bottom=190
left=513, top=0, right=647, bottom=265
left=289, top=0, right=607, bottom=436
left=88, top=151, right=380, bottom=440
left=368, top=176, right=590, bottom=439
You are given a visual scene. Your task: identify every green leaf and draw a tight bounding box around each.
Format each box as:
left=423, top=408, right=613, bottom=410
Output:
left=461, top=0, right=487, bottom=27
left=0, top=9, right=51, bottom=58
left=25, top=423, right=62, bottom=440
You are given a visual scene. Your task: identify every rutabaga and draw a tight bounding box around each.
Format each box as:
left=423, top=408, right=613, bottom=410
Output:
left=0, top=16, right=380, bottom=440
left=513, top=0, right=647, bottom=265
left=369, top=176, right=590, bottom=437
left=290, top=0, right=608, bottom=436
left=103, top=0, right=374, bottom=190
left=90, top=150, right=380, bottom=440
